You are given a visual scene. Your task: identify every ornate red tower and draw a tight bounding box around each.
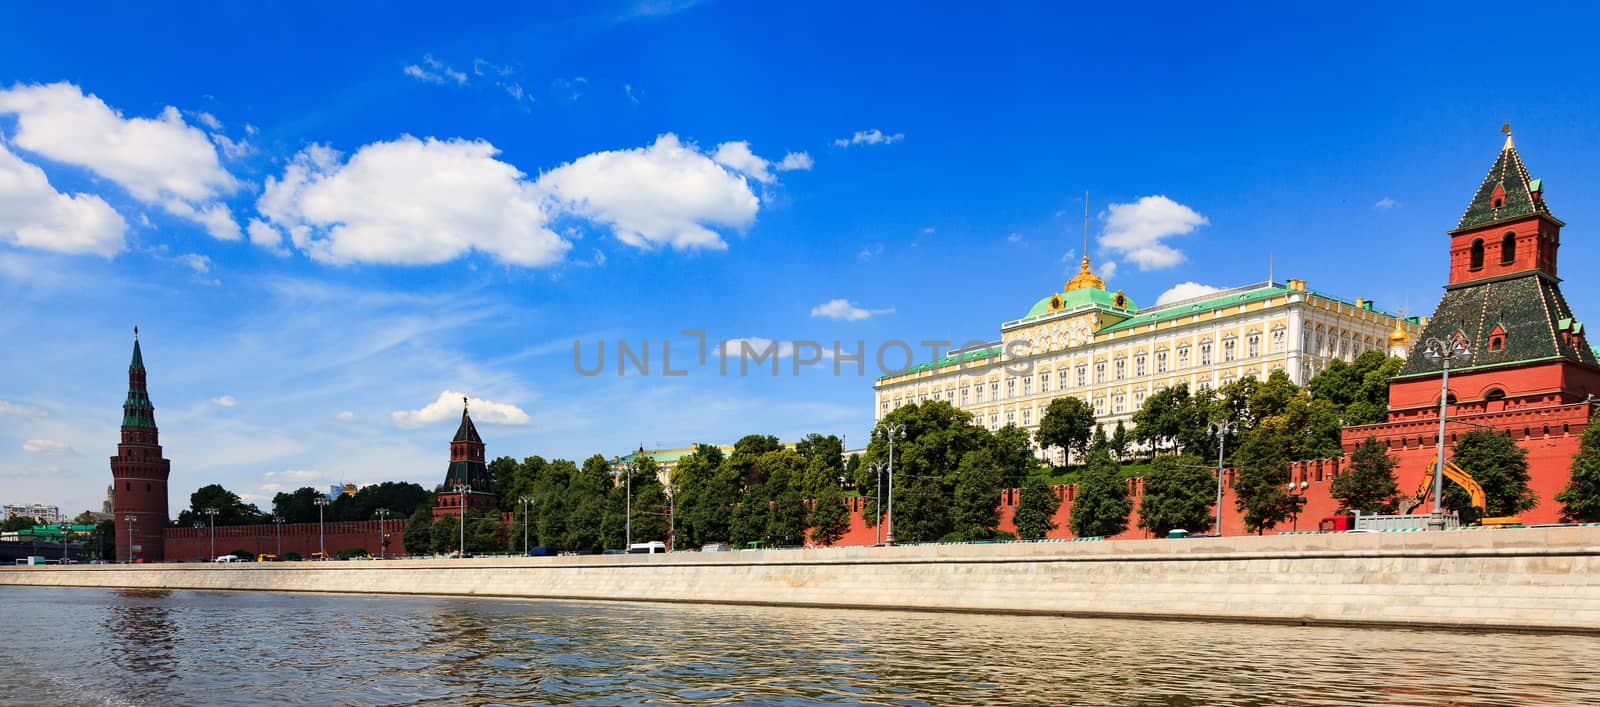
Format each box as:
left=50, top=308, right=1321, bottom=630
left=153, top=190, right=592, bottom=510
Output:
left=111, top=328, right=171, bottom=562
left=1344, top=130, right=1600, bottom=520
left=432, top=398, right=498, bottom=520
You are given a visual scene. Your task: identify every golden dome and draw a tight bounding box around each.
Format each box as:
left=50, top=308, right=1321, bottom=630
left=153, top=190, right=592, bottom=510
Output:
left=1389, top=318, right=1411, bottom=345
left=1064, top=256, right=1106, bottom=293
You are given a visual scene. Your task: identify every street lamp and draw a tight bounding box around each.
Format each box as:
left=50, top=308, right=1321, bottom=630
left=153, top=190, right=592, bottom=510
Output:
left=204, top=507, right=219, bottom=561
left=193, top=522, right=205, bottom=561
left=868, top=462, right=887, bottom=545
left=375, top=508, right=390, bottom=559
left=272, top=515, right=284, bottom=560
left=452, top=482, right=470, bottom=558
left=878, top=424, right=905, bottom=545
left=518, top=495, right=533, bottom=556
left=1208, top=420, right=1238, bottom=536
left=1423, top=335, right=1474, bottom=530
left=123, top=514, right=137, bottom=564
left=314, top=496, right=330, bottom=559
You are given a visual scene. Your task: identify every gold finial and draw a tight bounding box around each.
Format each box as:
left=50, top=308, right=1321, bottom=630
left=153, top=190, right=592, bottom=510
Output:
left=1389, top=304, right=1411, bottom=346
left=1502, top=123, right=1514, bottom=151
left=1065, top=255, right=1105, bottom=293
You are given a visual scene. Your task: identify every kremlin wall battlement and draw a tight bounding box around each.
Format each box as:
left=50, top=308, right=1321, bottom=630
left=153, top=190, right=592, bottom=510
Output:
left=10, top=526, right=1600, bottom=635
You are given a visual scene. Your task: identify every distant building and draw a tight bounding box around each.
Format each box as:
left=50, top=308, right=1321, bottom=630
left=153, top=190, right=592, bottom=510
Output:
left=2, top=504, right=62, bottom=524
left=111, top=330, right=172, bottom=562
left=432, top=398, right=497, bottom=520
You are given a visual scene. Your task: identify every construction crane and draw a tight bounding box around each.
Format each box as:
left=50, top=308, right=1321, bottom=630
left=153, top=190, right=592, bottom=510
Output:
left=1399, top=461, right=1522, bottom=527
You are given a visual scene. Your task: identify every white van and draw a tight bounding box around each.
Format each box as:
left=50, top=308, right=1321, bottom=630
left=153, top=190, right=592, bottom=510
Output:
left=213, top=554, right=242, bottom=563
left=626, top=541, right=667, bottom=554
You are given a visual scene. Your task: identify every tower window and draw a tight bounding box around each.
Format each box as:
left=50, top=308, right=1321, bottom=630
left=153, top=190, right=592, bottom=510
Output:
left=1501, top=232, right=1516, bottom=264
left=1485, top=388, right=1506, bottom=402
left=1470, top=239, right=1485, bottom=270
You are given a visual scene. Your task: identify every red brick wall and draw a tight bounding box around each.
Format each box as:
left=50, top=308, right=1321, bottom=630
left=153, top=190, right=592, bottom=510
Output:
left=163, top=519, right=409, bottom=561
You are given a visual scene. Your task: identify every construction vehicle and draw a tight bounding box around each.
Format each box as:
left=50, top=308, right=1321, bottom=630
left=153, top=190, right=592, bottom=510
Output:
left=1399, top=461, right=1522, bottom=527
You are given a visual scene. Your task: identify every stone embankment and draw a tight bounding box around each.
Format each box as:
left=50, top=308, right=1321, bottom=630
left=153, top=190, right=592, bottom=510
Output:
left=6, top=527, right=1599, bottom=634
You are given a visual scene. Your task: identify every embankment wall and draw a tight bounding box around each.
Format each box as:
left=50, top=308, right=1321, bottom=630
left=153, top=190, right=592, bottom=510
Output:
left=7, top=526, right=1600, bottom=634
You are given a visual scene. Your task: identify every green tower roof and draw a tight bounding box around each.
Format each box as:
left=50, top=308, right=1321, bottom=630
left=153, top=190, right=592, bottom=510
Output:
left=1453, top=132, right=1558, bottom=232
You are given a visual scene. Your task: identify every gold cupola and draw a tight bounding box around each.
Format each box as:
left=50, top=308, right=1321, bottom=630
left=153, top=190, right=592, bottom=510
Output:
left=1388, top=316, right=1411, bottom=346
left=1064, top=256, right=1106, bottom=293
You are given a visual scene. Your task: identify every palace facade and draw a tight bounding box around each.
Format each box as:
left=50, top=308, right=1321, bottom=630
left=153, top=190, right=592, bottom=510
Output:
left=875, top=261, right=1420, bottom=462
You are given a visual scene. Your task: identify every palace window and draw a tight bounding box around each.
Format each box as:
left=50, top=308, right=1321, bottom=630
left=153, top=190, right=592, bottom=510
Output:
left=1135, top=354, right=1147, bottom=377
left=1199, top=343, right=1213, bottom=366
left=1223, top=338, right=1236, bottom=362
left=973, top=385, right=983, bottom=403
left=1076, top=364, right=1088, bottom=387
left=1470, top=238, right=1485, bottom=270
left=1095, top=362, right=1107, bottom=383
left=882, top=401, right=889, bottom=413
left=1155, top=350, right=1168, bottom=373
left=1058, top=369, right=1069, bottom=389
left=1023, top=377, right=1033, bottom=396
left=1040, top=372, right=1050, bottom=393
left=1247, top=334, right=1261, bottom=358
left=1133, top=390, right=1146, bottom=408
left=1177, top=346, right=1190, bottom=368
left=1094, top=397, right=1106, bottom=416
left=1114, top=358, right=1126, bottom=380
left=1006, top=379, right=1016, bottom=399
left=1022, top=408, right=1032, bottom=425
left=1272, top=328, right=1285, bottom=353
left=1501, top=232, right=1516, bottom=264
left=1006, top=411, right=1015, bottom=426
left=991, top=381, right=999, bottom=400
left=1113, top=393, right=1125, bottom=414
left=989, top=414, right=998, bottom=431
left=961, top=386, right=970, bottom=405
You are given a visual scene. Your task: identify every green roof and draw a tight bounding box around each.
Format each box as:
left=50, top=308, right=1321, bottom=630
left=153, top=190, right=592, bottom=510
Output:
left=452, top=409, right=482, bottom=444
left=1453, top=138, right=1557, bottom=232
left=1396, top=273, right=1598, bottom=379
left=1022, top=287, right=1136, bottom=320
left=1098, top=285, right=1294, bottom=334
left=878, top=344, right=1003, bottom=380
left=130, top=338, right=144, bottom=371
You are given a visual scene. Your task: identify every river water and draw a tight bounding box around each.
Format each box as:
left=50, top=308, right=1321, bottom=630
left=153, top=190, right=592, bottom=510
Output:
left=3, top=586, right=1598, bottom=706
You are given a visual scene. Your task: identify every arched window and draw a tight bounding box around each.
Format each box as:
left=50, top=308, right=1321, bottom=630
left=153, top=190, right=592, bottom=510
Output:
left=1501, top=232, right=1516, bottom=264
left=1470, top=239, right=1485, bottom=270
left=1484, top=388, right=1506, bottom=402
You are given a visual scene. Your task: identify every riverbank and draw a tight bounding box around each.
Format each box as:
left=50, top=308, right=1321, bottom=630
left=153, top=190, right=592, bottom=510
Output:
left=6, top=526, right=1600, bottom=634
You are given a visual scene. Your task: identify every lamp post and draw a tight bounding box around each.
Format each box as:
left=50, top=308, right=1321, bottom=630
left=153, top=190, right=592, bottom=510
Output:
left=1208, top=421, right=1238, bottom=536
left=204, top=507, right=219, bottom=561
left=314, top=496, right=330, bottom=559
left=518, top=495, right=532, bottom=556
left=1423, top=335, right=1474, bottom=531
left=375, top=508, right=390, bottom=559
left=123, top=514, right=136, bottom=564
left=868, top=462, right=887, bottom=545
left=452, top=483, right=470, bottom=557
left=193, top=522, right=205, bottom=561
left=272, top=515, right=284, bottom=559
left=879, top=424, right=905, bottom=545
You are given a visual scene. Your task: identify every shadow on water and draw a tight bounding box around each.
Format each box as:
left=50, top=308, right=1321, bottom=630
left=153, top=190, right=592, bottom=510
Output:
left=2, top=587, right=1599, bottom=706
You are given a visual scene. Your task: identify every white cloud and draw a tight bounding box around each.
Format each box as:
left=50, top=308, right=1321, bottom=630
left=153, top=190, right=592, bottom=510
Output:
left=1007, top=232, right=1023, bottom=244
left=211, top=133, right=254, bottom=160
left=195, top=112, right=223, bottom=130
left=391, top=390, right=531, bottom=429
left=403, top=54, right=468, bottom=85
left=776, top=152, right=813, bottom=172
left=0, top=400, right=46, bottom=419
left=1099, top=195, right=1208, bottom=270
left=719, top=337, right=835, bottom=363
left=258, top=136, right=569, bottom=266
left=178, top=253, right=211, bottom=274
left=552, top=77, right=587, bottom=101
left=1375, top=197, right=1398, bottom=209
left=624, top=83, right=640, bottom=105
left=810, top=298, right=894, bottom=321
left=246, top=218, right=288, bottom=256
left=211, top=395, right=237, bottom=407
left=537, top=133, right=760, bottom=250
left=857, top=243, right=884, bottom=261
left=1099, top=260, right=1118, bottom=279
left=263, top=469, right=322, bottom=482
left=0, top=139, right=127, bottom=256
left=335, top=411, right=355, bottom=421
left=0, top=82, right=240, bottom=239
left=833, top=129, right=904, bottom=147
left=712, top=141, right=773, bottom=184
left=1155, top=281, right=1224, bottom=306
left=21, top=439, right=69, bottom=454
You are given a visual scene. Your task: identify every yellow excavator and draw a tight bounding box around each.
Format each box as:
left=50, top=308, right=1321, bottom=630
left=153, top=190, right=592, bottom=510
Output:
left=1399, top=461, right=1522, bottom=527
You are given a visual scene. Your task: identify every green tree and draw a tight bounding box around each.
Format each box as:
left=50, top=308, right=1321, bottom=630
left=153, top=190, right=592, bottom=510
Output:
left=1137, top=453, right=1214, bottom=537
left=891, top=476, right=953, bottom=542
left=1557, top=423, right=1600, bottom=522
left=1013, top=477, right=1061, bottom=540
left=467, top=509, right=507, bottom=554
left=403, top=507, right=433, bottom=555
left=431, top=511, right=466, bottom=554
left=564, top=454, right=613, bottom=552
left=1069, top=450, right=1131, bottom=538
left=856, top=401, right=990, bottom=490
left=1330, top=438, right=1400, bottom=514
left=1249, top=369, right=1300, bottom=422
left=177, top=484, right=266, bottom=526
left=808, top=485, right=851, bottom=546
left=1448, top=430, right=1537, bottom=520
left=951, top=449, right=1003, bottom=540
left=795, top=433, right=845, bottom=478
left=1233, top=429, right=1293, bottom=534
left=489, top=455, right=522, bottom=511
left=989, top=425, right=1039, bottom=487
left=272, top=487, right=324, bottom=523
left=728, top=434, right=782, bottom=486
left=1257, top=391, right=1344, bottom=461
left=2, top=515, right=37, bottom=532
left=1110, top=420, right=1130, bottom=459
left=1037, top=396, right=1095, bottom=463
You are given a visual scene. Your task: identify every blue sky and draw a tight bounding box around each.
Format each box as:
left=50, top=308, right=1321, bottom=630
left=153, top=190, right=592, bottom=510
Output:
left=4, top=1, right=1600, bottom=515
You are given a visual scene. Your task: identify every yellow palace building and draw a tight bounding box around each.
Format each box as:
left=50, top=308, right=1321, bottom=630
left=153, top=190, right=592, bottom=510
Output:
left=873, top=256, right=1422, bottom=463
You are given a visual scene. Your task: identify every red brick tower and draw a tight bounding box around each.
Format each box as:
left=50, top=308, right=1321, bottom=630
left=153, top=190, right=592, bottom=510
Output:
left=111, top=328, right=171, bottom=562
left=432, top=398, right=498, bottom=520
left=1344, top=130, right=1600, bottom=520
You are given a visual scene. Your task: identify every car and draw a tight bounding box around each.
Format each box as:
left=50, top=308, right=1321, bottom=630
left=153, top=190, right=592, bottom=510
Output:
left=699, top=543, right=732, bottom=552
left=627, top=541, right=667, bottom=554
left=213, top=554, right=242, bottom=563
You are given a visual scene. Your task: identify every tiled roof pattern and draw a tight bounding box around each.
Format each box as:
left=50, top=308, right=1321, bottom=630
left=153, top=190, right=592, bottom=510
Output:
left=452, top=409, right=482, bottom=444
left=1097, top=286, right=1294, bottom=334
left=1397, top=274, right=1597, bottom=378
left=1455, top=144, right=1553, bottom=231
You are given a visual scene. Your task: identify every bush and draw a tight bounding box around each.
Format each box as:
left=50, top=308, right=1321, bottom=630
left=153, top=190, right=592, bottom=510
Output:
left=285, top=551, right=302, bottom=561
left=335, top=546, right=368, bottom=559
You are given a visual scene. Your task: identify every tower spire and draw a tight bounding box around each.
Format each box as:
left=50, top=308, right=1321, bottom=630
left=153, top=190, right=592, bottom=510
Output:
left=1502, top=122, right=1514, bottom=151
